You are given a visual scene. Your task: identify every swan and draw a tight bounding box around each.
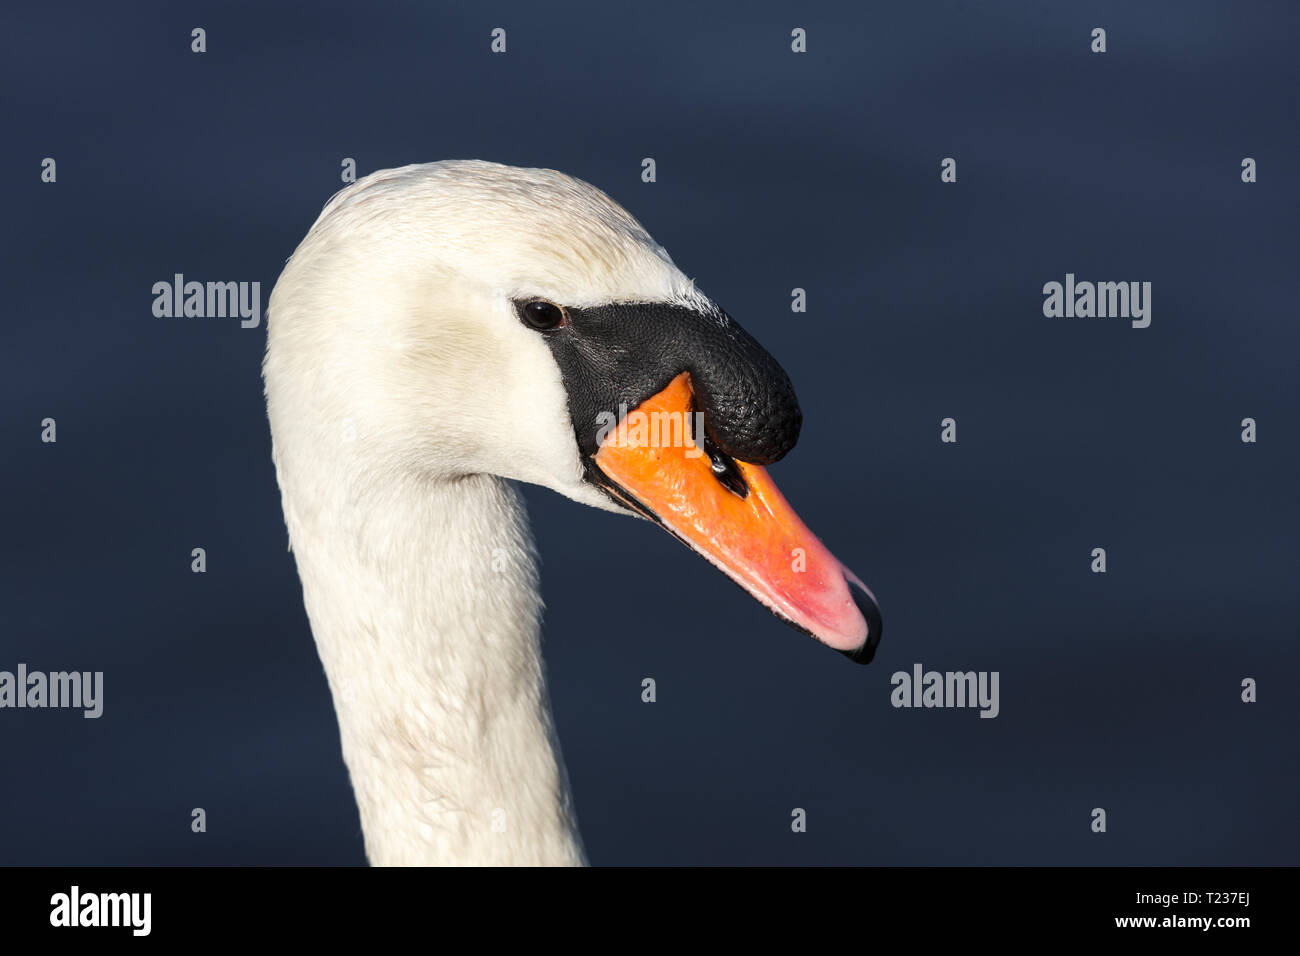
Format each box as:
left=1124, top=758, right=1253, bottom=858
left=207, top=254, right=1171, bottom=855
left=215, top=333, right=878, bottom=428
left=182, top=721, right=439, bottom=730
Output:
left=263, top=160, right=882, bottom=865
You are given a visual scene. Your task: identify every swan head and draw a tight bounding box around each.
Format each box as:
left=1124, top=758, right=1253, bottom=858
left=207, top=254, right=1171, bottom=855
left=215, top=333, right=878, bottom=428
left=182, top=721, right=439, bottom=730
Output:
left=265, top=160, right=880, bottom=662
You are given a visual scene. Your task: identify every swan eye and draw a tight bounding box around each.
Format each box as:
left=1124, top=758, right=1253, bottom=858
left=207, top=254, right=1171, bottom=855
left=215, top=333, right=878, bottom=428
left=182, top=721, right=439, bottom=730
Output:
left=520, top=300, right=567, bottom=331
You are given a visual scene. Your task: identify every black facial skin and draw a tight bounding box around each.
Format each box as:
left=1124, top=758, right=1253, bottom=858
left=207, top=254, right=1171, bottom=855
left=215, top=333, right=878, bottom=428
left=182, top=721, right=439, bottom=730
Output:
left=515, top=300, right=802, bottom=466
left=514, top=297, right=882, bottom=665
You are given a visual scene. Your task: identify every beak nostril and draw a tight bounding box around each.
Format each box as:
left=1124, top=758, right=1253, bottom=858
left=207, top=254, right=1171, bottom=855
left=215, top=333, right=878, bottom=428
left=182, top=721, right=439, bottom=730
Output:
left=703, top=436, right=749, bottom=500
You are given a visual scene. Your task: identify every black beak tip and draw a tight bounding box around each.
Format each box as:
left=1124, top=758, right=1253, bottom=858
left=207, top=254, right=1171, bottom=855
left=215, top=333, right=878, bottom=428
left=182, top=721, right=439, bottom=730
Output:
left=841, top=584, right=883, bottom=666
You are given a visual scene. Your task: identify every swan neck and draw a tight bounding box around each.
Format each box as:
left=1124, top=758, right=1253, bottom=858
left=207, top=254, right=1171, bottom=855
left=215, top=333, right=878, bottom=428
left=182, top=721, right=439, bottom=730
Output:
left=289, top=472, right=582, bottom=866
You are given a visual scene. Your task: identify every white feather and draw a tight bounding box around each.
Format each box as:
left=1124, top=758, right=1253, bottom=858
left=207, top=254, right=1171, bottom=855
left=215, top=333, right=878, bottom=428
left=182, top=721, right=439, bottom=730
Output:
left=263, top=160, right=711, bottom=865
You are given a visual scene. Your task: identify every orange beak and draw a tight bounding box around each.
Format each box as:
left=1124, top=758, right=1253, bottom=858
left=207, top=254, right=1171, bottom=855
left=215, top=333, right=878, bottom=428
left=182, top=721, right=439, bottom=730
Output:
left=591, top=372, right=881, bottom=663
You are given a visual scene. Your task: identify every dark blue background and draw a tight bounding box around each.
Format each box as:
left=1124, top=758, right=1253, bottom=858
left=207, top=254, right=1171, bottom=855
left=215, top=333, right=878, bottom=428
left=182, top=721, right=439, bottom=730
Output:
left=2, top=1, right=1296, bottom=865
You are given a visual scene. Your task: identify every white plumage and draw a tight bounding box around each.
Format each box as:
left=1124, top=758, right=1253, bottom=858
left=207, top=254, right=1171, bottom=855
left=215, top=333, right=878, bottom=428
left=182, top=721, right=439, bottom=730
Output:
left=264, top=161, right=712, bottom=865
